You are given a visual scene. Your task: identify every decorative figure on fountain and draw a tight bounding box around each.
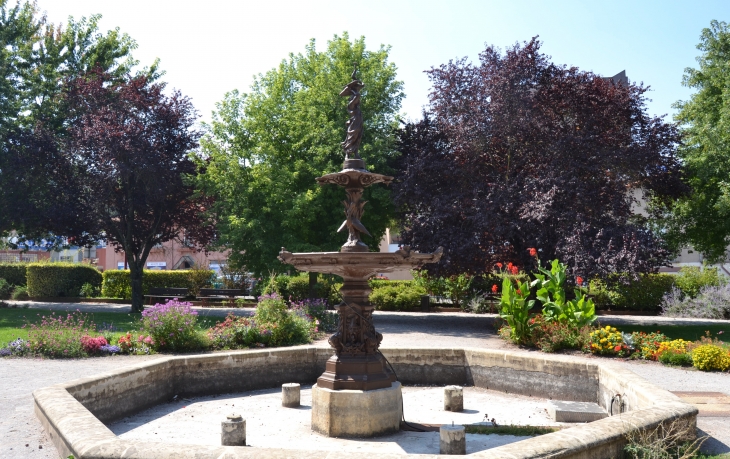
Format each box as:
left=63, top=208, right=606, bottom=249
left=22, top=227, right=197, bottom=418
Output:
left=340, top=65, right=364, bottom=161
left=338, top=188, right=370, bottom=252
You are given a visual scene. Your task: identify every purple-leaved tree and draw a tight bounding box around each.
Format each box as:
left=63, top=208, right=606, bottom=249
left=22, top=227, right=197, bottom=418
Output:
left=394, top=38, right=686, bottom=281
left=63, top=70, right=215, bottom=312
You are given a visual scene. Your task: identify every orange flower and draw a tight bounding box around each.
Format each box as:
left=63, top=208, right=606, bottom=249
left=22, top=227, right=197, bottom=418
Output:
left=509, top=265, right=519, bottom=275
left=496, top=262, right=503, bottom=269
left=528, top=247, right=537, bottom=257
left=614, top=345, right=622, bottom=352
left=491, top=284, right=498, bottom=293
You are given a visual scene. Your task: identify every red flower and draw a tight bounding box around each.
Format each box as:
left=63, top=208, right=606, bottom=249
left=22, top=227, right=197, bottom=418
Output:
left=576, top=276, right=584, bottom=285
left=491, top=284, right=498, bottom=293
left=614, top=345, right=622, bottom=352
left=516, top=289, right=522, bottom=295
left=509, top=265, right=519, bottom=275
left=496, top=262, right=503, bottom=269
left=528, top=247, right=537, bottom=257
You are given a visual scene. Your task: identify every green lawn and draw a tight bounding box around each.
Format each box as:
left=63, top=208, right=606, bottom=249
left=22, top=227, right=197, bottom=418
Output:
left=598, top=323, right=730, bottom=343
left=0, top=308, right=224, bottom=345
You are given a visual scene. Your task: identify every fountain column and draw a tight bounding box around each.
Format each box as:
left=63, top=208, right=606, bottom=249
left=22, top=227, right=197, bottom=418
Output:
left=278, top=67, right=442, bottom=437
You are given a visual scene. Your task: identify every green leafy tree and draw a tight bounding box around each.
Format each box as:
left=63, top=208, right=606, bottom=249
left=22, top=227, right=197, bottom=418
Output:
left=199, top=34, right=403, bottom=276
left=0, top=0, right=158, bottom=239
left=664, top=21, right=730, bottom=261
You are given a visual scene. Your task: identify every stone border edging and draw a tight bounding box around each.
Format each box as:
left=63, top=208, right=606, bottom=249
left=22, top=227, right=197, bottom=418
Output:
left=33, top=346, right=697, bottom=459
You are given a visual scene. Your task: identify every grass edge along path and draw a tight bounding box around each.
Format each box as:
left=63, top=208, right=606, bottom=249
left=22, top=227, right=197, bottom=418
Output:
left=606, top=323, right=729, bottom=344
left=0, top=307, right=223, bottom=345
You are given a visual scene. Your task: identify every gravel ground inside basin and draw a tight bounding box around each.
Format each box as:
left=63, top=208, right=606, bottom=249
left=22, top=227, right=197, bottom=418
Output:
left=1, top=301, right=729, bottom=458
left=108, top=385, right=561, bottom=455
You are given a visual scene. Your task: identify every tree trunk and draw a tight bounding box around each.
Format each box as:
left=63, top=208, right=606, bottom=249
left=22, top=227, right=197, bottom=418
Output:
left=309, top=271, right=318, bottom=299
left=129, top=261, right=145, bottom=313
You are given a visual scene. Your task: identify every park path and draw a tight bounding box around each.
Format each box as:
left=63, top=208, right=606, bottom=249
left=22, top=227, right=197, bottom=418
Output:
left=1, top=301, right=728, bottom=458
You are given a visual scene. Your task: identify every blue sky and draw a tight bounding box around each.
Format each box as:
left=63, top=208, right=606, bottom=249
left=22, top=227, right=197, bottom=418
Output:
left=36, top=0, right=729, bottom=124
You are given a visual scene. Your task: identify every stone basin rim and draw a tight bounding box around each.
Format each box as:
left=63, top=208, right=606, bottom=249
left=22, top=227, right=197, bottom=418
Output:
left=32, top=346, right=698, bottom=459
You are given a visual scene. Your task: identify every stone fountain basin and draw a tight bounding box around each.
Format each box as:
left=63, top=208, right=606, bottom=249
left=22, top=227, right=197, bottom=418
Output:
left=33, top=347, right=697, bottom=459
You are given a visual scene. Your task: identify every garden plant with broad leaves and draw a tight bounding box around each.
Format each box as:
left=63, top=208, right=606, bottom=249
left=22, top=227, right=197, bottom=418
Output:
left=393, top=37, right=686, bottom=281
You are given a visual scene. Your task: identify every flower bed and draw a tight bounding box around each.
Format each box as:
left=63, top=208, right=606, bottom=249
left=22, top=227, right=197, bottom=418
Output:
left=494, top=252, right=730, bottom=373
left=1, top=295, right=321, bottom=358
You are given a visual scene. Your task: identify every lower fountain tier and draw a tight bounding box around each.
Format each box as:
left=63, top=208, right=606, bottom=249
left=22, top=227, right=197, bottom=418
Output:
left=278, top=246, right=443, bottom=278
left=317, top=353, right=396, bottom=391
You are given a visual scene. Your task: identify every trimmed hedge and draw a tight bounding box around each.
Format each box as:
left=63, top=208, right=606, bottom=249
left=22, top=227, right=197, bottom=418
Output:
left=0, top=262, right=29, bottom=286
left=101, top=270, right=214, bottom=299
left=26, top=263, right=102, bottom=297
left=590, top=274, right=676, bottom=311
left=369, top=283, right=426, bottom=311
left=369, top=279, right=415, bottom=290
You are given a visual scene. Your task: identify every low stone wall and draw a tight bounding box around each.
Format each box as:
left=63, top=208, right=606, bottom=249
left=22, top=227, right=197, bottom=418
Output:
left=33, top=346, right=697, bottom=459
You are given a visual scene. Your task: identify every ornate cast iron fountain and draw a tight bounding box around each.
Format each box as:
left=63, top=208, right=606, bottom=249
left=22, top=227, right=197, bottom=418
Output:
left=279, top=67, right=442, bottom=392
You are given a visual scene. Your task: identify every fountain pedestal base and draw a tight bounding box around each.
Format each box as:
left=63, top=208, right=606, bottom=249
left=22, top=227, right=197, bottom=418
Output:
left=311, top=382, right=402, bottom=437
left=317, top=353, right=395, bottom=391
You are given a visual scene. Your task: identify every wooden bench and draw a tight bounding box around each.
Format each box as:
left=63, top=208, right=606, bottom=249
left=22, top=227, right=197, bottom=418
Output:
left=197, top=288, right=247, bottom=307
left=144, top=287, right=190, bottom=305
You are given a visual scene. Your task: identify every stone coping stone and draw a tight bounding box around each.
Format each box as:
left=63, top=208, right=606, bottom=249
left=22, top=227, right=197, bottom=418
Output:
left=33, top=346, right=698, bottom=459
left=548, top=400, right=608, bottom=422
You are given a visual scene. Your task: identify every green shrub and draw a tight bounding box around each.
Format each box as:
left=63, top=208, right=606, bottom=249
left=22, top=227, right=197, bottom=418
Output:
left=590, top=274, right=676, bottom=311
left=262, top=274, right=293, bottom=299
left=79, top=282, right=100, bottom=298
left=26, top=263, right=102, bottom=297
left=262, top=273, right=341, bottom=305
left=658, top=351, right=693, bottom=367
left=675, top=266, right=725, bottom=299
left=369, top=283, right=426, bottom=311
left=286, top=275, right=315, bottom=301
left=186, top=265, right=216, bottom=296
left=0, top=278, right=12, bottom=299
left=691, top=344, right=730, bottom=371
left=528, top=315, right=591, bottom=353
left=207, top=314, right=264, bottom=349
left=412, top=270, right=446, bottom=297
left=140, top=299, right=203, bottom=352
left=0, top=263, right=28, bottom=286
left=26, top=311, right=96, bottom=358
left=11, top=285, right=29, bottom=300
left=101, top=269, right=213, bottom=299
left=254, top=294, right=312, bottom=346
left=291, top=298, right=339, bottom=333
left=411, top=271, right=482, bottom=308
